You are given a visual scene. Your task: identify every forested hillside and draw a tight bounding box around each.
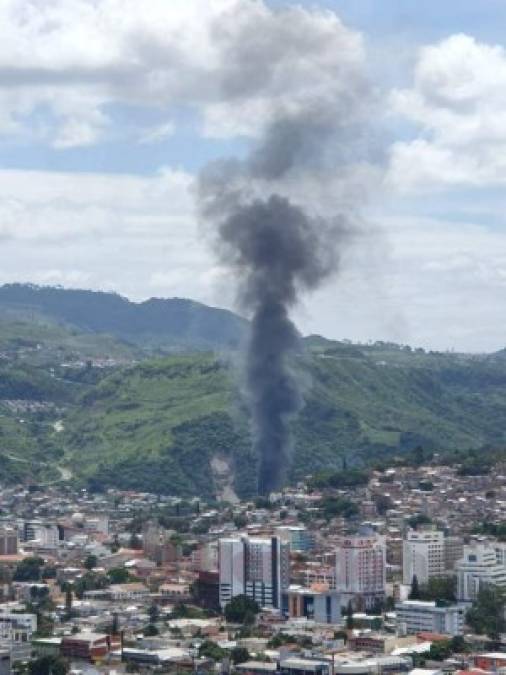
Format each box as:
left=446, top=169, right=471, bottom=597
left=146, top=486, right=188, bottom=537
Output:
left=1, top=288, right=506, bottom=497
left=0, top=284, right=247, bottom=351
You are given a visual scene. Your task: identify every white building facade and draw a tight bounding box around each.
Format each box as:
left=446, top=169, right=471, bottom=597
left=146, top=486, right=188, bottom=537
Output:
left=396, top=600, right=464, bottom=636
left=456, top=542, right=506, bottom=602
left=219, top=536, right=289, bottom=610
left=402, top=529, right=445, bottom=585
left=335, top=528, right=386, bottom=609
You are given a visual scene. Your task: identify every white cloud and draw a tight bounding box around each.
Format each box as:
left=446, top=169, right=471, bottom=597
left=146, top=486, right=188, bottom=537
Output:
left=294, top=211, right=506, bottom=352
left=0, top=0, right=365, bottom=147
left=388, top=34, right=506, bottom=191
left=140, top=121, right=176, bottom=145
left=0, top=167, right=230, bottom=306
left=1, top=165, right=506, bottom=351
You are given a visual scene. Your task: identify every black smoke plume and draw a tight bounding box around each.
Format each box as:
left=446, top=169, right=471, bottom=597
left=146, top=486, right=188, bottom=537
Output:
left=198, top=12, right=368, bottom=495
left=199, top=117, right=351, bottom=494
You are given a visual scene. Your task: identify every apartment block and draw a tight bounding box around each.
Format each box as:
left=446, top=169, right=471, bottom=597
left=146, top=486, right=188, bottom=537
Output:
left=219, top=535, right=289, bottom=610
left=456, top=542, right=506, bottom=602
left=402, top=529, right=445, bottom=585
left=335, top=527, right=386, bottom=609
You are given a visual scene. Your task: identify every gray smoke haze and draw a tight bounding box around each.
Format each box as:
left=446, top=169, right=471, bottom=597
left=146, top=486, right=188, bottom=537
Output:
left=199, top=4, right=370, bottom=495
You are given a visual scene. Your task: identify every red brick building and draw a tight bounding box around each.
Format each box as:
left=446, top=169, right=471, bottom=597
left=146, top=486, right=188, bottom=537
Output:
left=61, top=632, right=119, bottom=661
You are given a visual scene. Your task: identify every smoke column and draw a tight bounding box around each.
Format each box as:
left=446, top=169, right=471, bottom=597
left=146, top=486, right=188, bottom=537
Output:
left=200, top=119, right=352, bottom=494
left=198, top=4, right=369, bottom=495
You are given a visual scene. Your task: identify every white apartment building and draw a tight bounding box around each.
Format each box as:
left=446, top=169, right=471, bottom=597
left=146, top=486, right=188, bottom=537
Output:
left=219, top=536, right=289, bottom=610
left=396, top=600, right=464, bottom=636
left=219, top=538, right=247, bottom=608
left=336, top=528, right=386, bottom=609
left=21, top=521, right=59, bottom=549
left=456, top=542, right=506, bottom=602
left=0, top=611, right=37, bottom=662
left=402, top=529, right=445, bottom=585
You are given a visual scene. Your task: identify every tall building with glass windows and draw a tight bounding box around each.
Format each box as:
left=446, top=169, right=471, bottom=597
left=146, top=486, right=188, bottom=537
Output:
left=218, top=535, right=289, bottom=609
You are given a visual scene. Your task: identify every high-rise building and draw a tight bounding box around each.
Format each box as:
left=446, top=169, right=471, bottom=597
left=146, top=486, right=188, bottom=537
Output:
left=456, top=542, right=506, bottom=602
left=219, top=537, right=247, bottom=609
left=276, top=526, right=315, bottom=552
left=0, top=528, right=17, bottom=556
left=218, top=535, right=289, bottom=610
left=335, top=527, right=386, bottom=609
left=444, top=535, right=464, bottom=572
left=402, top=529, right=445, bottom=585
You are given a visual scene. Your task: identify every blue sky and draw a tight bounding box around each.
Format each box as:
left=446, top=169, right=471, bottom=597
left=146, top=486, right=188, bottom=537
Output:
left=1, top=0, right=506, bottom=351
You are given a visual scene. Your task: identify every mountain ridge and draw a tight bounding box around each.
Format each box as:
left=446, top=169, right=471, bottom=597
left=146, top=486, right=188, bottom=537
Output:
left=0, top=283, right=248, bottom=352
left=1, top=284, right=506, bottom=497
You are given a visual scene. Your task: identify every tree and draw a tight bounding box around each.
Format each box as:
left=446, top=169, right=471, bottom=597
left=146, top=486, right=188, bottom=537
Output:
left=320, top=497, right=358, bottom=521
left=374, top=495, right=394, bottom=516
left=28, top=655, right=68, bottom=675
left=144, top=624, right=158, bottom=636
left=198, top=640, right=226, bottom=661
left=407, top=514, right=432, bottom=530
left=412, top=445, right=426, bottom=467
left=233, top=514, right=247, bottom=529
left=231, top=647, right=250, bottom=664
left=224, top=595, right=260, bottom=624
left=148, top=603, right=159, bottom=624
left=73, top=571, right=109, bottom=599
left=107, top=567, right=130, bottom=584
left=419, top=576, right=456, bottom=602
left=13, top=557, right=44, bottom=582
left=65, top=586, right=73, bottom=619
left=128, top=533, right=142, bottom=550
left=30, top=586, right=50, bottom=608
left=111, top=613, right=119, bottom=635
left=409, top=575, right=421, bottom=600
left=84, top=554, right=97, bottom=570
left=385, top=596, right=395, bottom=611
left=345, top=600, right=354, bottom=630
left=450, top=635, right=468, bottom=653
left=428, top=639, right=452, bottom=661
left=467, top=586, right=506, bottom=639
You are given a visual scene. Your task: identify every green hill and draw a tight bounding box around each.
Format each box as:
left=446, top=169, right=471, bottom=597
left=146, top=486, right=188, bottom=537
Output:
left=0, top=313, right=140, bottom=484
left=2, top=302, right=506, bottom=497
left=58, top=341, right=506, bottom=497
left=0, top=283, right=247, bottom=352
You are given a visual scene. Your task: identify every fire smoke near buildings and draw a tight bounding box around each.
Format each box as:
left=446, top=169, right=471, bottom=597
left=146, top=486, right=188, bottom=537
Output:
left=198, top=5, right=370, bottom=495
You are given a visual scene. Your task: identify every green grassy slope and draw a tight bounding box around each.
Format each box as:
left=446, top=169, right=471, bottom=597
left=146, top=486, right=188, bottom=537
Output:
left=63, top=355, right=255, bottom=497
left=59, top=340, right=506, bottom=496
left=3, top=311, right=506, bottom=496
left=0, top=314, right=140, bottom=484
left=0, top=315, right=140, bottom=365
left=292, top=344, right=506, bottom=477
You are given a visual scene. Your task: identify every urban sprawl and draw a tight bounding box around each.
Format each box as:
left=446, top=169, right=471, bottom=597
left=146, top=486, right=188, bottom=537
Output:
left=0, top=461, right=505, bottom=675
